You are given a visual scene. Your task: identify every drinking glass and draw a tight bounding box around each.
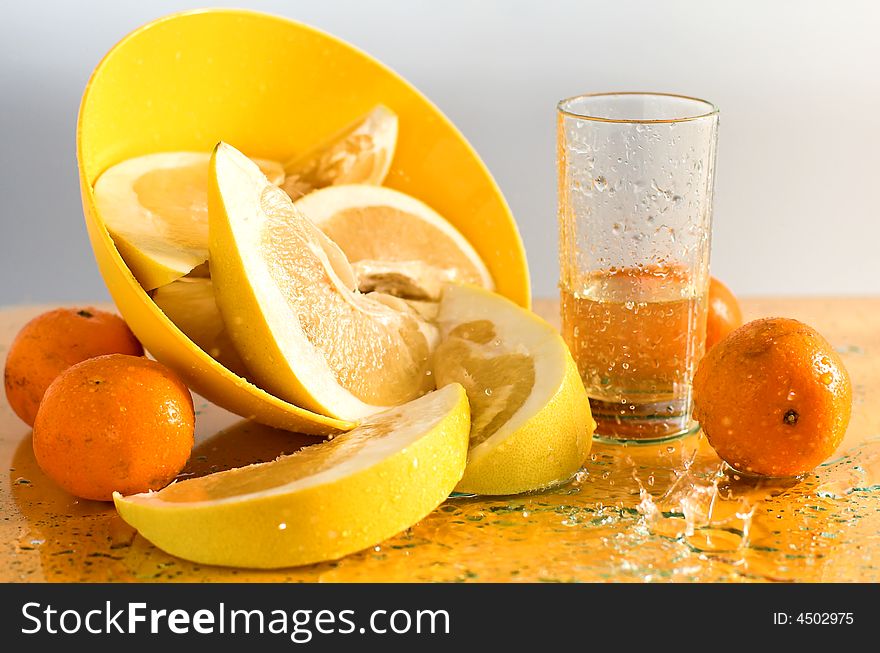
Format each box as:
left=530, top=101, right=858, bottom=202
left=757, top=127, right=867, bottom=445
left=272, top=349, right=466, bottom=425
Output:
left=557, top=92, right=719, bottom=442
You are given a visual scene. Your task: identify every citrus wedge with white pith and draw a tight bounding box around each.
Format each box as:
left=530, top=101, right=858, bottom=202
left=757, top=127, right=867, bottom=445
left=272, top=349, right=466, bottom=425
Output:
left=281, top=104, right=398, bottom=198
left=433, top=285, right=595, bottom=495
left=296, top=184, right=494, bottom=300
left=114, top=383, right=470, bottom=569
left=94, top=151, right=284, bottom=290
left=209, top=142, right=437, bottom=421
left=151, top=277, right=248, bottom=378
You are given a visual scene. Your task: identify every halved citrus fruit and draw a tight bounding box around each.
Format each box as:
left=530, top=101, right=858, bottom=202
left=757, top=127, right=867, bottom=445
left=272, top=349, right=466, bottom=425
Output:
left=296, top=184, right=494, bottom=300
left=433, top=285, right=595, bottom=495
left=94, top=151, right=284, bottom=290
left=151, top=277, right=248, bottom=378
left=281, top=104, right=397, bottom=198
left=114, top=383, right=469, bottom=568
left=209, top=142, right=437, bottom=420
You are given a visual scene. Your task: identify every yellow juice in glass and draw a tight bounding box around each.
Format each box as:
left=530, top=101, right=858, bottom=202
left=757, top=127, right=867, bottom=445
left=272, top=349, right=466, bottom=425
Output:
left=561, top=265, right=708, bottom=440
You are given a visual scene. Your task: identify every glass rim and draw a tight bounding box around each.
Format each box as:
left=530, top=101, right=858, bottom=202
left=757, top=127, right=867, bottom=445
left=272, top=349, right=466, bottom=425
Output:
left=557, top=91, right=719, bottom=124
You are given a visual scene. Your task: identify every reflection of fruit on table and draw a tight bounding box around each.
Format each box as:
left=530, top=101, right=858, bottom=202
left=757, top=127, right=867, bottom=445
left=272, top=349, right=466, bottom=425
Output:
left=2, top=297, right=878, bottom=582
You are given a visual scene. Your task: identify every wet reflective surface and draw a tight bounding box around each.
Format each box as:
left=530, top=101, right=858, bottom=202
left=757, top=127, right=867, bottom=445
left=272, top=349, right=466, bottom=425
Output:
left=2, top=298, right=878, bottom=582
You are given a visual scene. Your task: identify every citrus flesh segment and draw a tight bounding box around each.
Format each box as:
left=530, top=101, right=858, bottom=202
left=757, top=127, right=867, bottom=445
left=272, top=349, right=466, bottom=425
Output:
left=281, top=104, right=398, bottom=198
left=433, top=285, right=595, bottom=495
left=94, top=151, right=284, bottom=290
left=151, top=277, right=248, bottom=378
left=114, top=383, right=470, bottom=568
left=295, top=184, right=494, bottom=300
left=209, top=142, right=436, bottom=421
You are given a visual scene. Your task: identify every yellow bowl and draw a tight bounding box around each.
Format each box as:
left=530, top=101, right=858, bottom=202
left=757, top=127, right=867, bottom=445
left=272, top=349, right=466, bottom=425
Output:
left=77, top=8, right=530, bottom=434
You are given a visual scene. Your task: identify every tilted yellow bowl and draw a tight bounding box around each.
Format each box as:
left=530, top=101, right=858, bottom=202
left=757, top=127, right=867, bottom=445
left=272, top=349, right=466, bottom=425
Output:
left=77, top=8, right=530, bottom=434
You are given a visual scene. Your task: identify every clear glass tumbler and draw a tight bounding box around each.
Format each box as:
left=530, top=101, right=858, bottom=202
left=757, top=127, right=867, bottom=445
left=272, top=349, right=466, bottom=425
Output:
left=558, top=92, right=719, bottom=443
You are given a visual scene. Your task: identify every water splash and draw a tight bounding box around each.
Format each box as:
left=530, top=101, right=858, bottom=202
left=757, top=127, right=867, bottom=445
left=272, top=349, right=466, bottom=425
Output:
left=815, top=438, right=880, bottom=498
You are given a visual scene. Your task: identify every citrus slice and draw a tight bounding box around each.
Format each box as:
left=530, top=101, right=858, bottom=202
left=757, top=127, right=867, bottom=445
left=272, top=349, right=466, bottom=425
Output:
left=295, top=184, right=494, bottom=300
left=209, top=142, right=436, bottom=420
left=281, top=104, right=398, bottom=198
left=151, top=277, right=248, bottom=378
left=433, top=284, right=595, bottom=495
left=114, top=383, right=470, bottom=568
left=94, top=151, right=284, bottom=290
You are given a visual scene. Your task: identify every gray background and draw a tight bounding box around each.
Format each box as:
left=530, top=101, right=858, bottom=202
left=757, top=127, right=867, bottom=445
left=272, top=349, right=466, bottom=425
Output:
left=2, top=0, right=879, bottom=305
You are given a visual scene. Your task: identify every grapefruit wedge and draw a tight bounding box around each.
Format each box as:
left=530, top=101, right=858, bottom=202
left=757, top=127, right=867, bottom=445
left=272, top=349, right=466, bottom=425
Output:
left=295, top=184, right=493, bottom=300
left=94, top=151, right=284, bottom=290
left=115, top=384, right=470, bottom=568
left=281, top=104, right=398, bottom=198
left=434, top=285, right=595, bottom=495
left=208, top=142, right=436, bottom=421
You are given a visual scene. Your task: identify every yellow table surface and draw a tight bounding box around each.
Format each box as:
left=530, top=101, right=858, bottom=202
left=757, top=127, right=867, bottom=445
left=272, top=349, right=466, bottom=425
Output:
left=1, top=297, right=878, bottom=582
